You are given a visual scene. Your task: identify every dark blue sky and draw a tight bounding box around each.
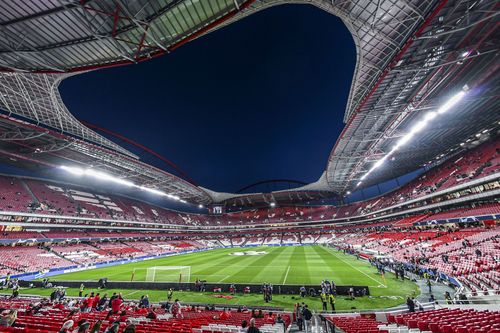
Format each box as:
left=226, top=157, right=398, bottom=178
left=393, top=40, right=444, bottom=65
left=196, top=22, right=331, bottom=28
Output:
left=60, top=5, right=355, bottom=193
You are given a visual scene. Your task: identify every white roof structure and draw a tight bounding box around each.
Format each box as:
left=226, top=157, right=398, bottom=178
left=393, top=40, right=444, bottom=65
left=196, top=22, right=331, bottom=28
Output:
left=0, top=0, right=498, bottom=206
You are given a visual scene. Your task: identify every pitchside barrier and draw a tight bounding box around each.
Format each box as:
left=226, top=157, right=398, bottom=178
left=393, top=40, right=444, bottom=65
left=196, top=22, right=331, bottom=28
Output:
left=21, top=280, right=370, bottom=296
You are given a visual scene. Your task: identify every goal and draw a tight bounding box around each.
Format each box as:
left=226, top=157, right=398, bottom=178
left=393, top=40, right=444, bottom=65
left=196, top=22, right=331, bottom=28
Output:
left=144, top=266, right=191, bottom=283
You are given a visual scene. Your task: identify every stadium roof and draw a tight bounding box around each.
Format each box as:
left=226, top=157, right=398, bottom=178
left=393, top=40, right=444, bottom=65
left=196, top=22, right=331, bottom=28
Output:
left=0, top=0, right=498, bottom=206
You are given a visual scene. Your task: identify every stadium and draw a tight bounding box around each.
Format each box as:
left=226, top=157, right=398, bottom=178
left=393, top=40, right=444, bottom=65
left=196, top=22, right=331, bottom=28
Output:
left=0, top=0, right=498, bottom=332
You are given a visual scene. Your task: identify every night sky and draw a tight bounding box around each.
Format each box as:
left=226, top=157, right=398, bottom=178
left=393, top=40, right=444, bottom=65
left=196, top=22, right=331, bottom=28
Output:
left=59, top=5, right=356, bottom=193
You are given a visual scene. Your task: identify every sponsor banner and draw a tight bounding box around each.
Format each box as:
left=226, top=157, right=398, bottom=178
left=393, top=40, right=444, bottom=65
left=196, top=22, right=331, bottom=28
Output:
left=414, top=214, right=499, bottom=226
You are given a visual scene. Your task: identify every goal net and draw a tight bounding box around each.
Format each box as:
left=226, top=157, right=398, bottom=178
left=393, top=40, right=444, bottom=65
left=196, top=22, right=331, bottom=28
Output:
left=145, top=266, right=191, bottom=283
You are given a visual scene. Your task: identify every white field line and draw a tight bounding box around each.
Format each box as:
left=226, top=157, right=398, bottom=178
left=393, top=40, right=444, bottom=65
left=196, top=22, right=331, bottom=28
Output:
left=217, top=275, right=231, bottom=283
left=123, top=290, right=142, bottom=297
left=282, top=266, right=291, bottom=285
left=328, top=249, right=387, bottom=288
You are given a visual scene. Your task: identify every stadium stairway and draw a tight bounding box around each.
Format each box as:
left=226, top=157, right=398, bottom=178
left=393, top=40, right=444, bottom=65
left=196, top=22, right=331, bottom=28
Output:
left=19, top=179, right=39, bottom=205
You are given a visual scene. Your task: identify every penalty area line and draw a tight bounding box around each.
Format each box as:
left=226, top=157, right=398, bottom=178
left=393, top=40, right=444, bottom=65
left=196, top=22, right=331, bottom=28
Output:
left=282, top=266, right=291, bottom=285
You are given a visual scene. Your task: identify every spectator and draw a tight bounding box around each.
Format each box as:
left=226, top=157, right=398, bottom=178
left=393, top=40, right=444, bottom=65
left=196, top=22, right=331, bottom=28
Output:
left=97, top=294, right=108, bottom=311
left=104, top=322, right=120, bottom=333
left=123, top=319, right=136, bottom=333
left=119, top=310, right=128, bottom=322
left=247, top=318, right=260, bottom=333
left=89, top=320, right=103, bottom=333
left=172, top=299, right=183, bottom=318
left=111, top=295, right=123, bottom=314
left=146, top=310, right=157, bottom=319
left=76, top=321, right=90, bottom=333
left=276, top=314, right=285, bottom=327
left=406, top=297, right=415, bottom=312
left=93, top=293, right=100, bottom=308
left=302, top=305, right=313, bottom=333
left=0, top=309, right=17, bottom=327
left=58, top=320, right=74, bottom=333
left=296, top=304, right=304, bottom=331
left=264, top=311, right=275, bottom=324
left=219, top=308, right=231, bottom=320
left=139, top=294, right=150, bottom=308
left=240, top=320, right=248, bottom=332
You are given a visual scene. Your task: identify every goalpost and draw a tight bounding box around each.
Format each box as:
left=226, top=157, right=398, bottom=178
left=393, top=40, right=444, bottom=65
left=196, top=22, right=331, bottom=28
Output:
left=144, top=266, right=191, bottom=283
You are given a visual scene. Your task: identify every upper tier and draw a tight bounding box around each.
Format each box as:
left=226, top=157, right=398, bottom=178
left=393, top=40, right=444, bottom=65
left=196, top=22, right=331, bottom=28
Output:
left=0, top=139, right=498, bottom=227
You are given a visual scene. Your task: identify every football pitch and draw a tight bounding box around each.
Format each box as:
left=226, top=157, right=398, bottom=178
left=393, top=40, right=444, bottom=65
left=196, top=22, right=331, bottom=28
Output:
left=51, top=246, right=395, bottom=287
left=23, top=245, right=420, bottom=310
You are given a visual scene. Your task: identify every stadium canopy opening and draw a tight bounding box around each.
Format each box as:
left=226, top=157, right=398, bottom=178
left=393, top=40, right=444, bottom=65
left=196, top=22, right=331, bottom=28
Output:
left=0, top=0, right=498, bottom=208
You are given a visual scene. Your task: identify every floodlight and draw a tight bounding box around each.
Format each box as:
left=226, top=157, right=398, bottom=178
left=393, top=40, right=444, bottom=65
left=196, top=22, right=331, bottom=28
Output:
left=437, top=91, right=465, bottom=114
left=85, top=169, right=113, bottom=181
left=113, top=178, right=135, bottom=187
left=84, top=169, right=134, bottom=187
left=60, top=165, right=84, bottom=176
left=397, top=133, right=414, bottom=148
left=356, top=89, right=466, bottom=186
left=60, top=165, right=187, bottom=203
left=139, top=186, right=167, bottom=196
left=270, top=202, right=276, bottom=207
left=423, top=112, right=438, bottom=122
left=372, top=156, right=387, bottom=170
left=409, top=120, right=427, bottom=135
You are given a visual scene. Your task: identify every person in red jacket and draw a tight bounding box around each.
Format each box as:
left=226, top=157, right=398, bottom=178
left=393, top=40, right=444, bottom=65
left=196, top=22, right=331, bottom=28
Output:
left=219, top=308, right=231, bottom=320
left=93, top=293, right=100, bottom=308
left=85, top=292, right=94, bottom=312
left=118, top=310, right=128, bottom=322
left=265, top=312, right=276, bottom=324
left=111, top=296, right=122, bottom=314
left=80, top=296, right=90, bottom=312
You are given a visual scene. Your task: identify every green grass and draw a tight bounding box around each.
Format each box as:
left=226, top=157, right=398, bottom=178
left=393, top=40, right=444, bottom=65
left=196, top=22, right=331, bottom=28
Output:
left=49, top=246, right=397, bottom=286
left=24, top=245, right=419, bottom=311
